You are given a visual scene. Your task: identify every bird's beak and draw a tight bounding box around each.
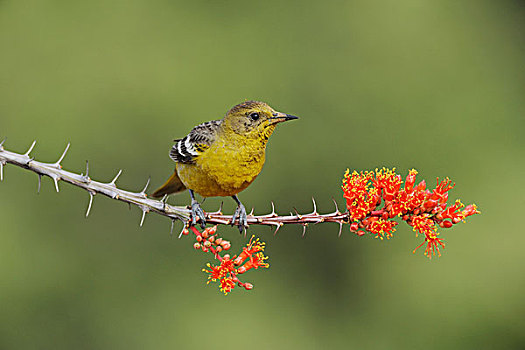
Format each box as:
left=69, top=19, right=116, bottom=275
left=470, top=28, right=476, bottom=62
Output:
left=269, top=112, right=299, bottom=124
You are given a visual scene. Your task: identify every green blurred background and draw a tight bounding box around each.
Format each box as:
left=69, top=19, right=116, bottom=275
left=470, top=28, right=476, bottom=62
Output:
left=1, top=0, right=524, bottom=349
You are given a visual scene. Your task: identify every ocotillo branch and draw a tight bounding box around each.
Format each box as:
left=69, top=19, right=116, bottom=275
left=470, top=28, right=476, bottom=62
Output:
left=0, top=140, right=349, bottom=236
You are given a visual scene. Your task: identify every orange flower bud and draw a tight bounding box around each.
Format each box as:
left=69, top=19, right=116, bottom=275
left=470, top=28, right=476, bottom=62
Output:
left=439, top=220, right=453, bottom=228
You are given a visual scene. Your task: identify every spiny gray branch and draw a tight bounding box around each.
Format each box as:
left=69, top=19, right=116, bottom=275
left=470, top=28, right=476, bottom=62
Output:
left=0, top=140, right=349, bottom=235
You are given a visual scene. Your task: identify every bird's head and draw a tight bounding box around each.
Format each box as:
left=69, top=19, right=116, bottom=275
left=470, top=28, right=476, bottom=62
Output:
left=223, top=101, right=298, bottom=140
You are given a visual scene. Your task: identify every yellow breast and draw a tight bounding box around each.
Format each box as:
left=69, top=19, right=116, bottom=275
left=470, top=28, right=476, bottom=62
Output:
left=176, top=135, right=266, bottom=197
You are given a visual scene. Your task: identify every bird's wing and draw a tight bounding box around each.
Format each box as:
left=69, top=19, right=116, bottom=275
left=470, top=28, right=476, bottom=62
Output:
left=169, top=120, right=222, bottom=164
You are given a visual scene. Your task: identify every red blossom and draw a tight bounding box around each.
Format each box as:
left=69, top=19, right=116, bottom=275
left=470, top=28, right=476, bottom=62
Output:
left=219, top=277, right=236, bottom=294
left=413, top=233, right=446, bottom=258
left=342, top=168, right=479, bottom=259
left=185, top=167, right=478, bottom=296
left=368, top=218, right=397, bottom=240
left=404, top=169, right=418, bottom=194
left=195, top=227, right=269, bottom=295
left=462, top=204, right=480, bottom=218
left=439, top=200, right=464, bottom=221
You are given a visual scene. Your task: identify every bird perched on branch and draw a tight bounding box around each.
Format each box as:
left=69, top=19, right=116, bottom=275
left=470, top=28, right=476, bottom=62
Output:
left=152, top=101, right=298, bottom=232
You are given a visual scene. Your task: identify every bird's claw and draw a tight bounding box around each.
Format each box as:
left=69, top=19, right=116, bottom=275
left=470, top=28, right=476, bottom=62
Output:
left=231, top=203, right=248, bottom=234
left=190, top=199, right=206, bottom=229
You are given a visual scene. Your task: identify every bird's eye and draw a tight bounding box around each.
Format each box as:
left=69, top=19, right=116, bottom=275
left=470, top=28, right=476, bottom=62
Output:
left=249, top=112, right=260, bottom=121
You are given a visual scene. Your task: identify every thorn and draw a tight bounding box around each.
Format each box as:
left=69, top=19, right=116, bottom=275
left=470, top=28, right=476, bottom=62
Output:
left=140, top=176, right=150, bottom=196
left=0, top=161, right=3, bottom=181
left=0, top=137, right=6, bottom=149
left=273, top=222, right=283, bottom=236
left=110, top=169, right=122, bottom=186
left=209, top=201, right=223, bottom=215
left=271, top=201, right=277, bottom=216
left=338, top=222, right=343, bottom=237
left=81, top=160, right=90, bottom=182
left=54, top=143, right=70, bottom=168
left=161, top=194, right=169, bottom=211
left=332, top=197, right=341, bottom=214
left=178, top=225, right=185, bottom=239
left=37, top=174, right=42, bottom=193
left=302, top=223, right=308, bottom=237
left=170, top=220, right=175, bottom=237
left=311, top=197, right=318, bottom=215
left=53, top=176, right=60, bottom=192
left=86, top=193, right=94, bottom=217
left=293, top=207, right=302, bottom=219
left=140, top=209, right=147, bottom=227
left=249, top=207, right=254, bottom=216
left=24, top=140, right=36, bottom=156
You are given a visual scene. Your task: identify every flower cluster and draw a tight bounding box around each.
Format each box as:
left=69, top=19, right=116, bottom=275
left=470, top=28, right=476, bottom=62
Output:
left=342, top=168, right=480, bottom=258
left=184, top=226, right=269, bottom=295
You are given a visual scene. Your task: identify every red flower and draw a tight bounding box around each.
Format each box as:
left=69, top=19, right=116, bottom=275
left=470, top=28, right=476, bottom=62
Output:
left=410, top=214, right=437, bottom=236
left=404, top=169, right=418, bottom=194
left=368, top=218, right=397, bottom=240
left=237, top=252, right=269, bottom=274
left=413, top=233, right=445, bottom=259
left=373, top=167, right=402, bottom=201
left=342, top=170, right=379, bottom=221
left=342, top=168, right=479, bottom=259
left=220, top=277, right=236, bottom=295
left=199, top=231, right=269, bottom=295
left=462, top=204, right=480, bottom=218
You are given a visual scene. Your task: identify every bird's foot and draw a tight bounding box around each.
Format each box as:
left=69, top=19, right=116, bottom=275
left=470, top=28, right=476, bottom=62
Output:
left=190, top=198, right=206, bottom=229
left=231, top=203, right=248, bottom=234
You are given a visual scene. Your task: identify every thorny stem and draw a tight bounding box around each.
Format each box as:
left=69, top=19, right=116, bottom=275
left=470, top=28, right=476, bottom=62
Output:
left=0, top=141, right=355, bottom=234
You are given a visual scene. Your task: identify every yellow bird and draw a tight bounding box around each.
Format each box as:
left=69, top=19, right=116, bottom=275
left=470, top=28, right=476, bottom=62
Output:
left=152, top=101, right=298, bottom=231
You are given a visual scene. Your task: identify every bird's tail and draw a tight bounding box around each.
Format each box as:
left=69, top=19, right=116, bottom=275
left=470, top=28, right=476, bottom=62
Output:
left=151, top=170, right=187, bottom=198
